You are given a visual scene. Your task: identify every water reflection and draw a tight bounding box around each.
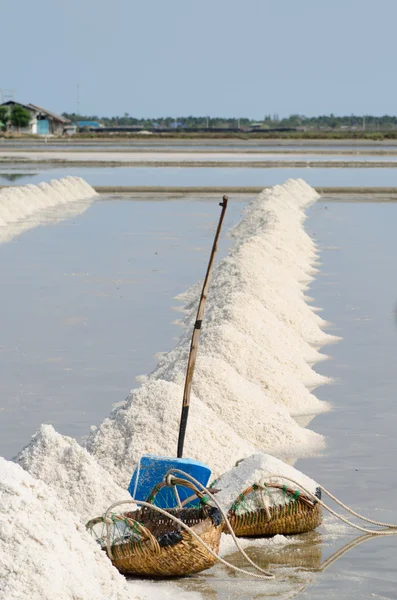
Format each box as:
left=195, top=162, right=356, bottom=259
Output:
left=168, top=530, right=397, bottom=599
left=0, top=199, right=94, bottom=244
left=0, top=173, right=37, bottom=182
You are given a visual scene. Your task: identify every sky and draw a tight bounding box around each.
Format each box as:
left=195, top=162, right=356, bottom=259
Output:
left=1, top=0, right=397, bottom=119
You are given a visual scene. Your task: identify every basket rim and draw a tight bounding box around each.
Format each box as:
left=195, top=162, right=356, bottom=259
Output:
left=124, top=504, right=223, bottom=530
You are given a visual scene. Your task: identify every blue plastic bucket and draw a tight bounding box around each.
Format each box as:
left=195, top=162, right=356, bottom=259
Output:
left=128, top=455, right=211, bottom=508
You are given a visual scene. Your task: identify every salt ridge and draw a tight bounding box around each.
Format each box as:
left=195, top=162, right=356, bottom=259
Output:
left=0, top=176, right=97, bottom=243
left=86, top=179, right=332, bottom=485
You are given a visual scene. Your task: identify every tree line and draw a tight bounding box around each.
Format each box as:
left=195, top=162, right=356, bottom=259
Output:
left=62, top=112, right=397, bottom=131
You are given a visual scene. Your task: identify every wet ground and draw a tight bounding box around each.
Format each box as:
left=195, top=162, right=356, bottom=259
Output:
left=0, top=186, right=396, bottom=598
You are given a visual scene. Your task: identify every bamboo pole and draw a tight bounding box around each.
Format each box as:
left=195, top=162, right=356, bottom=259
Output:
left=177, top=195, right=228, bottom=458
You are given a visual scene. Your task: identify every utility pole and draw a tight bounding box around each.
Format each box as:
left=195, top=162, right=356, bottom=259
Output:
left=238, top=117, right=240, bottom=129
left=363, top=116, right=366, bottom=131
left=77, top=83, right=80, bottom=116
left=0, top=89, right=15, bottom=104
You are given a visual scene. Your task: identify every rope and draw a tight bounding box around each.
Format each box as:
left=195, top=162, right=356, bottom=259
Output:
left=165, top=469, right=275, bottom=577
left=317, top=482, right=397, bottom=529
left=318, top=534, right=375, bottom=573
left=263, top=474, right=397, bottom=536
left=259, top=485, right=271, bottom=521
left=102, top=497, right=274, bottom=580
left=95, top=468, right=397, bottom=581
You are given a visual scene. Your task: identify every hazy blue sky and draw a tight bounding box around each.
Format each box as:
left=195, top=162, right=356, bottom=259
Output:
left=2, top=0, right=396, bottom=118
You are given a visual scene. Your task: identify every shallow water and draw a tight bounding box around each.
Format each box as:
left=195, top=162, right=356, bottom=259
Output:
left=2, top=165, right=397, bottom=187
left=296, top=201, right=397, bottom=598
left=0, top=195, right=248, bottom=458
left=0, top=194, right=396, bottom=598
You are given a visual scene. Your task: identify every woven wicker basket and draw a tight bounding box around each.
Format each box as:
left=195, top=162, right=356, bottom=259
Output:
left=225, top=483, right=322, bottom=537
left=87, top=479, right=223, bottom=578
left=115, top=505, right=222, bottom=577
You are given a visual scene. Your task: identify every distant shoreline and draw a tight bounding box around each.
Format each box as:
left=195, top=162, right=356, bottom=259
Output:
left=3, top=133, right=397, bottom=144
left=2, top=157, right=397, bottom=168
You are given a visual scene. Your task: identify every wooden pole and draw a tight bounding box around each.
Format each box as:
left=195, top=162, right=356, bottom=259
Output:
left=177, top=195, right=228, bottom=458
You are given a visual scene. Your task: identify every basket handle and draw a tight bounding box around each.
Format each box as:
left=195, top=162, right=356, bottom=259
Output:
left=229, top=483, right=315, bottom=513
left=86, top=512, right=161, bottom=560
left=146, top=475, right=206, bottom=506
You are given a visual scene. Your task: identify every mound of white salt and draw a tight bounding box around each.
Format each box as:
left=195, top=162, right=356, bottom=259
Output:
left=151, top=354, right=326, bottom=452
left=152, top=321, right=329, bottom=417
left=87, top=179, right=332, bottom=484
left=152, top=181, right=332, bottom=420
left=15, top=425, right=130, bottom=522
left=213, top=453, right=319, bottom=512
left=0, top=176, right=97, bottom=244
left=197, top=243, right=334, bottom=347
left=86, top=378, right=257, bottom=487
left=230, top=179, right=319, bottom=242
left=176, top=286, right=324, bottom=366
left=0, top=457, right=131, bottom=600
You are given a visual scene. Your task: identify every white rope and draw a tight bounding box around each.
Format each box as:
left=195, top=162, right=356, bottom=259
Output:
left=102, top=498, right=274, bottom=580
left=263, top=474, right=397, bottom=536
left=165, top=469, right=275, bottom=577
left=317, top=482, right=397, bottom=529
left=97, top=468, right=397, bottom=581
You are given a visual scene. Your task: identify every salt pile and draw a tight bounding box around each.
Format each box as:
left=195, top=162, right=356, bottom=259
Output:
left=0, top=176, right=97, bottom=243
left=86, top=179, right=332, bottom=485
left=15, top=425, right=130, bottom=522
left=213, top=453, right=318, bottom=512
left=86, top=377, right=257, bottom=487
left=0, top=458, right=131, bottom=600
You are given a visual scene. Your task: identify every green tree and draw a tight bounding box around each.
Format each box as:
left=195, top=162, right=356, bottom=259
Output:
left=10, top=105, right=31, bottom=130
left=0, top=106, right=9, bottom=130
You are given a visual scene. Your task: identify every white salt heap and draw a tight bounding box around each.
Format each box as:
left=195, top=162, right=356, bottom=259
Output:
left=3, top=178, right=336, bottom=599
left=149, top=355, right=325, bottom=457
left=0, top=176, right=97, bottom=243
left=15, top=425, right=130, bottom=522
left=0, top=458, right=131, bottom=600
left=214, top=453, right=318, bottom=512
left=87, top=179, right=331, bottom=485
left=86, top=377, right=257, bottom=487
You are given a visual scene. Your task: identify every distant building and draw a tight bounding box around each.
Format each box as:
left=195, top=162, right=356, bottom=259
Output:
left=77, top=120, right=101, bottom=129
left=64, top=124, right=78, bottom=136
left=0, top=101, right=70, bottom=135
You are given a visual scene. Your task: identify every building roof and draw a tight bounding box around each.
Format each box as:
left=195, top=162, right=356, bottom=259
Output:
left=28, top=104, right=70, bottom=124
left=77, top=120, right=101, bottom=128
left=0, top=100, right=34, bottom=112
left=0, top=101, right=71, bottom=124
